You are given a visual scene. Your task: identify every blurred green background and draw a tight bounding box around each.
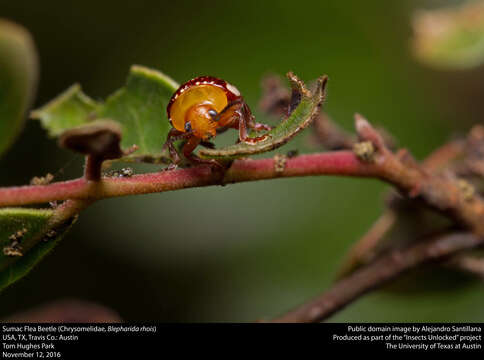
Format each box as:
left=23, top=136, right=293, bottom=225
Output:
left=1, top=0, right=483, bottom=321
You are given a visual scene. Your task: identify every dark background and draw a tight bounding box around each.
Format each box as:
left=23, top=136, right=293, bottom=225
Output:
left=1, top=0, right=483, bottom=321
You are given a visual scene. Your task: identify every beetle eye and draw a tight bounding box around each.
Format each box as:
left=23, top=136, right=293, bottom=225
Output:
left=208, top=109, right=218, bottom=119
left=184, top=122, right=192, bottom=132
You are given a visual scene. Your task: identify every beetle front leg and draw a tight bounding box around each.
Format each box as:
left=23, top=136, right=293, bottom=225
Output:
left=163, top=128, right=191, bottom=169
left=238, top=104, right=271, bottom=144
left=183, top=137, right=224, bottom=169
left=216, top=99, right=271, bottom=145
left=243, top=103, right=272, bottom=132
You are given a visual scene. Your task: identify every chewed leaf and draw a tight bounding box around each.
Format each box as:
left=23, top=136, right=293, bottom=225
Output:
left=99, top=65, right=178, bottom=161
left=32, top=65, right=178, bottom=162
left=0, top=19, right=38, bottom=157
left=0, top=208, right=75, bottom=292
left=199, top=72, right=327, bottom=159
left=30, top=84, right=99, bottom=137
left=412, top=1, right=484, bottom=70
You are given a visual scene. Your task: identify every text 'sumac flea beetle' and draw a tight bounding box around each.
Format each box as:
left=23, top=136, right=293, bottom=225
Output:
left=164, top=76, right=271, bottom=167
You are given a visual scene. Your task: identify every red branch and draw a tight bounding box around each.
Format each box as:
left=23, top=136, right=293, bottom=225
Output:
left=272, top=232, right=482, bottom=322
left=0, top=151, right=379, bottom=207
left=1, top=116, right=483, bottom=324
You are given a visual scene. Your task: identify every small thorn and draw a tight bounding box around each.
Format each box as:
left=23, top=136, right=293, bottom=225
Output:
left=354, top=113, right=386, bottom=151
left=354, top=113, right=371, bottom=134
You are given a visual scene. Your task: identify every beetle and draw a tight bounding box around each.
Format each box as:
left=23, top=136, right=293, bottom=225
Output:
left=163, top=76, right=271, bottom=168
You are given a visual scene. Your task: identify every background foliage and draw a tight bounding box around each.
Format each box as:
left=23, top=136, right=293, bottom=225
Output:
left=1, top=0, right=483, bottom=321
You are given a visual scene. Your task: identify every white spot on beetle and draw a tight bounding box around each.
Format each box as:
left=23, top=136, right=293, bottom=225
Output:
left=226, top=83, right=241, bottom=96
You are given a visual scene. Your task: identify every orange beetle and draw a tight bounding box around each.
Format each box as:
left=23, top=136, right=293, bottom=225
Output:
left=164, top=76, right=271, bottom=167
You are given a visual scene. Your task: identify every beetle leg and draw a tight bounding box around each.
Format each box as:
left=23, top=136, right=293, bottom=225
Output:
left=243, top=103, right=272, bottom=132
left=183, top=137, right=224, bottom=169
left=214, top=99, right=244, bottom=124
left=238, top=103, right=271, bottom=144
left=216, top=126, right=230, bottom=135
left=163, top=128, right=192, bottom=167
left=200, top=141, right=216, bottom=149
left=216, top=100, right=271, bottom=144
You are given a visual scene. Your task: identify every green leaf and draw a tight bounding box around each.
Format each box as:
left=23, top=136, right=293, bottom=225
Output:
left=0, top=19, right=38, bottom=157
left=0, top=208, right=74, bottom=292
left=30, top=84, right=99, bottom=137
left=32, top=65, right=178, bottom=162
left=33, top=67, right=325, bottom=162
left=412, top=1, right=484, bottom=70
left=99, top=65, right=178, bottom=161
left=199, top=73, right=327, bottom=159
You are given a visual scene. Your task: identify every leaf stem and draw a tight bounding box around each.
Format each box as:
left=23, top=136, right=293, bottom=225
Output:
left=83, top=155, right=103, bottom=182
